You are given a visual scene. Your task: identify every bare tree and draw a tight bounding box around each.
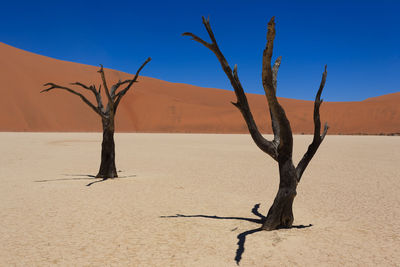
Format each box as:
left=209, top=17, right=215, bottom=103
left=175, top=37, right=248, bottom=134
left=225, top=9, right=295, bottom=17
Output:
left=41, top=58, right=151, bottom=178
left=183, top=17, right=328, bottom=230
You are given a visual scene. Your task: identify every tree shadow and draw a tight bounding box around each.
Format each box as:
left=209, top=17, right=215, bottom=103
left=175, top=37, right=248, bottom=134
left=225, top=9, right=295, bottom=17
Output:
left=64, top=174, right=97, bottom=177
left=86, top=178, right=108, bottom=187
left=34, top=174, right=95, bottom=183
left=161, top=203, right=312, bottom=265
left=34, top=174, right=136, bottom=187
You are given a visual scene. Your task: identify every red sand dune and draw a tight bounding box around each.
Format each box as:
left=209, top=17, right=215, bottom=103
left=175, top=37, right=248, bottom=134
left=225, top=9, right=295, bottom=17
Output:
left=0, top=42, right=399, bottom=134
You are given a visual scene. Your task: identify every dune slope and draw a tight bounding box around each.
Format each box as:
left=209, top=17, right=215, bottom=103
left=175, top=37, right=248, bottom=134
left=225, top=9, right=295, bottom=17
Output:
left=0, top=42, right=399, bottom=134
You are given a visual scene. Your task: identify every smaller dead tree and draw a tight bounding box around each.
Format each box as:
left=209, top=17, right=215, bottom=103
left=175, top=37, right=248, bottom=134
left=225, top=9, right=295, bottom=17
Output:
left=41, top=58, right=151, bottom=178
left=184, top=17, right=328, bottom=230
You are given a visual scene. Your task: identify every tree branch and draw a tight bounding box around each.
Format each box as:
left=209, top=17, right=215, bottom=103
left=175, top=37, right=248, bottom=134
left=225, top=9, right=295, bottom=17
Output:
left=183, top=16, right=278, bottom=160
left=41, top=83, right=105, bottom=118
left=70, top=82, right=90, bottom=90
left=98, top=64, right=113, bottom=111
left=70, top=82, right=106, bottom=114
left=93, top=85, right=105, bottom=113
left=182, top=33, right=214, bottom=50
left=296, top=66, right=329, bottom=181
left=272, top=56, right=281, bottom=94
left=270, top=56, right=282, bottom=146
left=261, top=17, right=293, bottom=160
left=109, top=79, right=130, bottom=99
left=110, top=81, right=121, bottom=98
left=113, top=57, right=151, bottom=111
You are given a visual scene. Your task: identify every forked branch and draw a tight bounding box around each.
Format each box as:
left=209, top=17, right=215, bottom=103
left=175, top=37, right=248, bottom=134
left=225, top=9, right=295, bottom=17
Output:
left=71, top=82, right=105, bottom=113
left=113, top=57, right=152, bottom=111
left=296, top=66, right=329, bottom=181
left=183, top=17, right=278, bottom=160
left=98, top=64, right=113, bottom=111
left=42, top=58, right=150, bottom=118
left=261, top=17, right=293, bottom=158
left=41, top=83, right=106, bottom=118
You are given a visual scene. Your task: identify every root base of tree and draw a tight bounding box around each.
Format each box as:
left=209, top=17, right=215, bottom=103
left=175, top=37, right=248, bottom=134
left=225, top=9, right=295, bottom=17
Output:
left=95, top=173, right=118, bottom=179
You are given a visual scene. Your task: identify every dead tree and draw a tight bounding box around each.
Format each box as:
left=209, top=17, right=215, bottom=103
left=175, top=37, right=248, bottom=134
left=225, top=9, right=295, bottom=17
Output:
left=183, top=17, right=328, bottom=230
left=41, top=58, right=151, bottom=178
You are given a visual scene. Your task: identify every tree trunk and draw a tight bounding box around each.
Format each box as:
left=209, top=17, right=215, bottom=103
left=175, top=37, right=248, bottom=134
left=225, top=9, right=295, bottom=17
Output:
left=262, top=159, right=298, bottom=230
left=96, top=118, right=118, bottom=178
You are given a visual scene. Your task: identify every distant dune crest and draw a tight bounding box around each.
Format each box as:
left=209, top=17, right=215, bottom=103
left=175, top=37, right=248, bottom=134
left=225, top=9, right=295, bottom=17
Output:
left=0, top=42, right=399, bottom=134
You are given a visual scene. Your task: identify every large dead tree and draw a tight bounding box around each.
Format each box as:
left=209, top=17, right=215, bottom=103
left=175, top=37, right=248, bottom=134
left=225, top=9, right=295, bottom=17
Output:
left=41, top=58, right=151, bottom=178
left=183, top=17, right=328, bottom=230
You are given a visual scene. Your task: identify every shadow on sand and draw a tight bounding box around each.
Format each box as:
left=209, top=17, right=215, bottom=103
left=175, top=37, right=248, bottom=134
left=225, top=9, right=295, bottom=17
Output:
left=161, top=204, right=312, bottom=265
left=34, top=173, right=137, bottom=187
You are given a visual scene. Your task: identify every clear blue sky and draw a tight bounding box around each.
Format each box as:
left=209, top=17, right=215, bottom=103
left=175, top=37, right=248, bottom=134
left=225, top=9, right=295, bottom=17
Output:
left=1, top=0, right=399, bottom=101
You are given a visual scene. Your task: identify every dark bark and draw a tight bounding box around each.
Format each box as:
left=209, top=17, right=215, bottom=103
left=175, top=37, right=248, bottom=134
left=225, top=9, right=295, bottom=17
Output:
left=262, top=159, right=297, bottom=230
left=183, top=18, right=278, bottom=160
left=296, top=67, right=329, bottom=182
left=184, top=17, right=328, bottom=230
left=96, top=118, right=117, bottom=178
left=42, top=58, right=151, bottom=179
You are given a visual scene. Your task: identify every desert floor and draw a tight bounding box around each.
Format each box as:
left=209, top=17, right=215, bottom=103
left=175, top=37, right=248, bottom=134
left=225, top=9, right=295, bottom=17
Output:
left=0, top=133, right=399, bottom=266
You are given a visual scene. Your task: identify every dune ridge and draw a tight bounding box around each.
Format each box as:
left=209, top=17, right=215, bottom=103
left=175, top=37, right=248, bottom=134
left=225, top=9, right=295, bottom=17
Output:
left=0, top=42, right=399, bottom=134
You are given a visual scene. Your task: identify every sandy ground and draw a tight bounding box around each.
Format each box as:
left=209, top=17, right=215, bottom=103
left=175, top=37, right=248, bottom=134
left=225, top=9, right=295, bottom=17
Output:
left=0, top=133, right=399, bottom=266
